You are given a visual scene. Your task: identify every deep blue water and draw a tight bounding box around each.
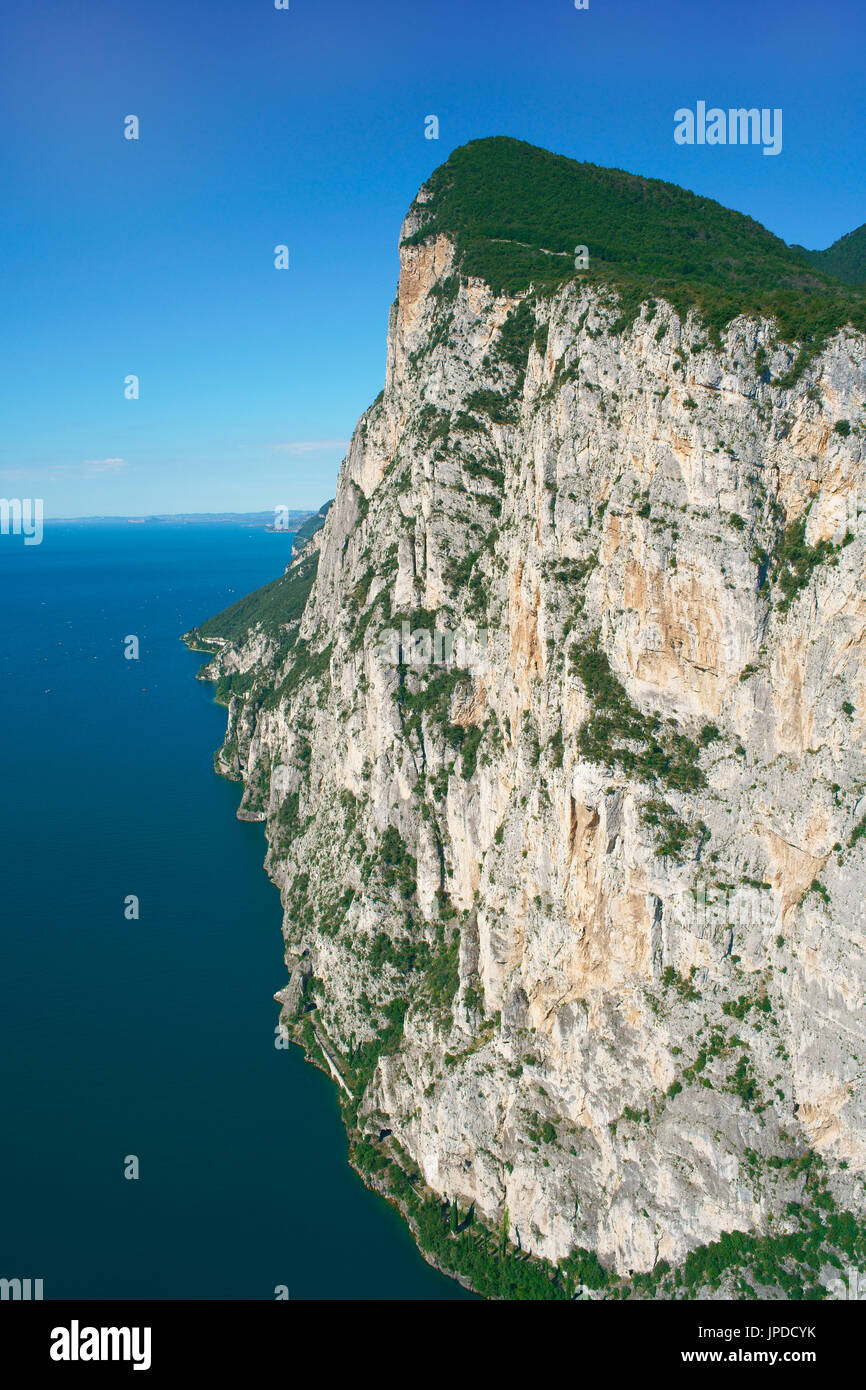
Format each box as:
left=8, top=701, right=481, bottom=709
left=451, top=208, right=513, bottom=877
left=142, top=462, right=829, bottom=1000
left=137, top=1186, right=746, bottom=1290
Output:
left=0, top=522, right=466, bottom=1300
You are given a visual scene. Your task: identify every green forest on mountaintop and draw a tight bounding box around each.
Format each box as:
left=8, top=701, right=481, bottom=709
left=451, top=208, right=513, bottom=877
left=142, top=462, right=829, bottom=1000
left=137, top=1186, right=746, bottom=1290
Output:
left=403, top=137, right=866, bottom=368
left=799, top=222, right=866, bottom=287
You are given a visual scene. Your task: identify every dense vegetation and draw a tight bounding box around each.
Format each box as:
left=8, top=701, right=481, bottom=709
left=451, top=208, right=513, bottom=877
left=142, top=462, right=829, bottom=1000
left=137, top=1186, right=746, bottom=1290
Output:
left=413, top=1198, right=604, bottom=1300
left=403, top=137, right=866, bottom=361
left=571, top=638, right=707, bottom=794
left=770, top=514, right=847, bottom=612
left=191, top=550, right=318, bottom=649
left=798, top=222, right=866, bottom=287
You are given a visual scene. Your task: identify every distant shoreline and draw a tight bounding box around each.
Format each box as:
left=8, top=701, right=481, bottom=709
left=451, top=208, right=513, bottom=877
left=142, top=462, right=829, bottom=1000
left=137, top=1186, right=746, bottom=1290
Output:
left=42, top=510, right=320, bottom=527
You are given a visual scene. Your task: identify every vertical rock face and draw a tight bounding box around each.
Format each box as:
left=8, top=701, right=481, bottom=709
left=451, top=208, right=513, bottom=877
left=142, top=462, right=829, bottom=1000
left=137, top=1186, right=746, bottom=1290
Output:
left=189, top=143, right=866, bottom=1287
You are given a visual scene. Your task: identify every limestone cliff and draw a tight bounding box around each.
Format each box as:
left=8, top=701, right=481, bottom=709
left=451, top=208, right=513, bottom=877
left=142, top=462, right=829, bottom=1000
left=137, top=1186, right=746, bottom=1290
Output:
left=187, top=139, right=866, bottom=1298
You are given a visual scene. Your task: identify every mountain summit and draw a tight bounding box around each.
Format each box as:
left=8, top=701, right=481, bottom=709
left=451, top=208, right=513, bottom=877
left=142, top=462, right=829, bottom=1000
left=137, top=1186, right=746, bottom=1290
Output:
left=187, top=140, right=866, bottom=1299
left=404, top=136, right=865, bottom=357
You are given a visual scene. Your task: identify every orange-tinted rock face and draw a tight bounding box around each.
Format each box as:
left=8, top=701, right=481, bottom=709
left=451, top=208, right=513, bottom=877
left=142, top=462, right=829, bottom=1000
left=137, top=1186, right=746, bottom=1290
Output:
left=191, top=189, right=866, bottom=1284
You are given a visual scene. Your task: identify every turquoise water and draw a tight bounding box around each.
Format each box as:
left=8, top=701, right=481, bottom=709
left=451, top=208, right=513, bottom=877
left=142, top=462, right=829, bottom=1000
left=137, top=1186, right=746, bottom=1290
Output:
left=0, top=522, right=467, bottom=1299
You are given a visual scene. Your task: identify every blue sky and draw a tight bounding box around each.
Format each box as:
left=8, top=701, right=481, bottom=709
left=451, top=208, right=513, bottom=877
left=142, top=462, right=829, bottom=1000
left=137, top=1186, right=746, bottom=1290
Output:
left=2, top=0, right=863, bottom=517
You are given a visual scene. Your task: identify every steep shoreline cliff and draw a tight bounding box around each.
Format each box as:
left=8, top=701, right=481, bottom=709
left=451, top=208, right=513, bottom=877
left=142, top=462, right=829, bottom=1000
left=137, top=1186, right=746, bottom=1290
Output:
left=186, top=139, right=866, bottom=1298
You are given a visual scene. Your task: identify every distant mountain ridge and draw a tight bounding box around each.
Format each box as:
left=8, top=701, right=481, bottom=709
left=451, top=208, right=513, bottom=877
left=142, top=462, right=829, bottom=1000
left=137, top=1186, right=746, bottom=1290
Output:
left=57, top=510, right=316, bottom=527
left=797, top=223, right=866, bottom=287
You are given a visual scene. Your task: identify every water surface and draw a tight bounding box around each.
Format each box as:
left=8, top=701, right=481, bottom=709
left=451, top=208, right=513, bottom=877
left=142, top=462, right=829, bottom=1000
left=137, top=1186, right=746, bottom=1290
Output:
left=0, top=521, right=467, bottom=1299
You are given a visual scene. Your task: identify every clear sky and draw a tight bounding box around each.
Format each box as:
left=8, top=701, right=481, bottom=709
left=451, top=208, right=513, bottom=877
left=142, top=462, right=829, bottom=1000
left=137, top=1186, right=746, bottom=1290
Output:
left=2, top=0, right=863, bottom=517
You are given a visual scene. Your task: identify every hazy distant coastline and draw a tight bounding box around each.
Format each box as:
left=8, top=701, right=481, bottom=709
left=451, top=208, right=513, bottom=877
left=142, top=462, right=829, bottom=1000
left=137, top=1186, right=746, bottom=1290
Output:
left=48, top=510, right=318, bottom=528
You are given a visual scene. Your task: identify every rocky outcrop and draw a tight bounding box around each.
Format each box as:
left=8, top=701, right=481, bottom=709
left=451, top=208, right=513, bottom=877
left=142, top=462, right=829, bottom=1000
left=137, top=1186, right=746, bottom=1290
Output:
left=190, top=165, right=866, bottom=1293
